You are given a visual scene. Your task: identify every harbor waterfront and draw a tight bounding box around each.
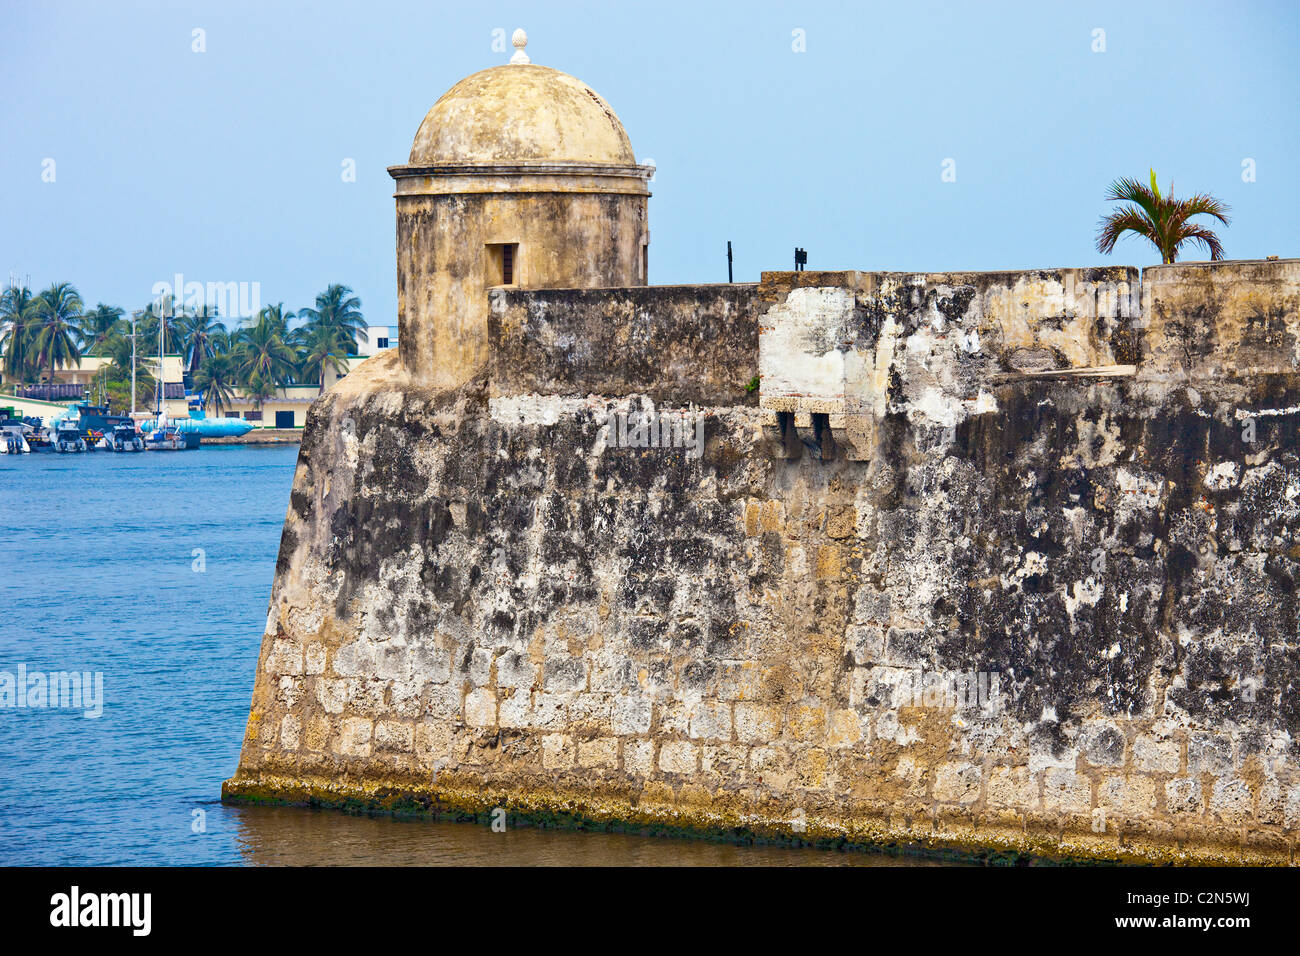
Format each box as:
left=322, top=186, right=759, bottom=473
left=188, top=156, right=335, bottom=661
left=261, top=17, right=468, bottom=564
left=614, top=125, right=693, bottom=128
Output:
left=0, top=446, right=929, bottom=866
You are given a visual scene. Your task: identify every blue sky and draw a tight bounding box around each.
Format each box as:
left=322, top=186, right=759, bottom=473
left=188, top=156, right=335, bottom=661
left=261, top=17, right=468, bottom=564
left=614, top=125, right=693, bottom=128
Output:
left=3, top=0, right=1297, bottom=326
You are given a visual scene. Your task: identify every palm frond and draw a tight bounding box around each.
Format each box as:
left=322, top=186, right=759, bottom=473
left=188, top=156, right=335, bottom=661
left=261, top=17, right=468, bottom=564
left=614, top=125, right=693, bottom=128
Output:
left=1174, top=223, right=1227, bottom=261
left=1178, top=193, right=1231, bottom=226
left=1096, top=207, right=1156, bottom=256
left=1096, top=170, right=1229, bottom=264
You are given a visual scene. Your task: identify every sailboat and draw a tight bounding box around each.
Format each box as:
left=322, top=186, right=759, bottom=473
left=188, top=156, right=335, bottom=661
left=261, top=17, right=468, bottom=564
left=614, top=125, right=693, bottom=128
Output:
left=143, top=310, right=186, bottom=451
left=144, top=405, right=184, bottom=451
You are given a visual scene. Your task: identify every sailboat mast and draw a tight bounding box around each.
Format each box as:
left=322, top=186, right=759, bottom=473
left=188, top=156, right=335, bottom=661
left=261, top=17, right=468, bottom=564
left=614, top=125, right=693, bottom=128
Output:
left=158, top=308, right=164, bottom=416
left=130, top=313, right=137, bottom=417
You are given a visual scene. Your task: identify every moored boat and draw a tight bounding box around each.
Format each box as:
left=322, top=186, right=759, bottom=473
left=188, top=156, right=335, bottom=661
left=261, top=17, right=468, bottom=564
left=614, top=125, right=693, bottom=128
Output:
left=53, top=421, right=87, bottom=453
left=144, top=428, right=185, bottom=451
left=143, top=407, right=186, bottom=451
left=103, top=421, right=145, bottom=452
left=1, top=420, right=30, bottom=454
left=141, top=311, right=196, bottom=451
left=24, top=417, right=53, bottom=451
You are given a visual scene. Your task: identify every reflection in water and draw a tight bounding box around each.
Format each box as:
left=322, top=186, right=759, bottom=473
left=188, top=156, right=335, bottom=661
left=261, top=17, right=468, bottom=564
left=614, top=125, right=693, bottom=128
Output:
left=231, top=805, right=958, bottom=867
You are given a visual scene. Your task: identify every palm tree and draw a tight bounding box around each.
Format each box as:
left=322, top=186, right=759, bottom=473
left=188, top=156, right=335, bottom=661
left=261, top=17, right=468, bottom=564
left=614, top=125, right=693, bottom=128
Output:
left=232, top=310, right=297, bottom=407
left=1, top=285, right=38, bottom=383
left=209, top=327, right=232, bottom=360
left=80, top=304, right=124, bottom=356
left=177, top=306, right=226, bottom=374
left=298, top=323, right=350, bottom=389
left=259, top=302, right=294, bottom=340
left=1096, top=169, right=1231, bottom=264
left=242, top=372, right=279, bottom=413
left=193, top=353, right=237, bottom=416
left=31, top=282, right=85, bottom=383
left=298, top=284, right=367, bottom=354
left=135, top=303, right=184, bottom=355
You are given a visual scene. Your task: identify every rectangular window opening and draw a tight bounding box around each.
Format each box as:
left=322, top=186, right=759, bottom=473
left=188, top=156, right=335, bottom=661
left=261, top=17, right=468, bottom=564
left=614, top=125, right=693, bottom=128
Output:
left=486, top=243, right=519, bottom=287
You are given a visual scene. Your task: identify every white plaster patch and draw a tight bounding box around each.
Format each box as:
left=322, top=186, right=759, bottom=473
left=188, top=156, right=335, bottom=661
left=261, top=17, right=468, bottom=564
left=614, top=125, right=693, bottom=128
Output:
left=1014, top=551, right=1048, bottom=582
left=911, top=387, right=961, bottom=427
left=1115, top=467, right=1163, bottom=509
left=1204, top=461, right=1240, bottom=490
left=1236, top=404, right=1300, bottom=418
left=489, top=394, right=576, bottom=426
left=759, top=286, right=858, bottom=405
left=1063, top=576, right=1105, bottom=619
left=905, top=332, right=935, bottom=356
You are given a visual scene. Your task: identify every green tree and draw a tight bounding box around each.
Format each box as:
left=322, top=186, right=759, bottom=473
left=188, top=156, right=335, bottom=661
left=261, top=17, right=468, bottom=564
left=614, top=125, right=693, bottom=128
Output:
left=298, top=323, right=349, bottom=388
left=90, top=357, right=153, bottom=413
left=92, top=313, right=157, bottom=409
left=233, top=309, right=297, bottom=407
left=193, top=352, right=238, bottom=416
left=242, top=372, right=279, bottom=413
left=135, top=302, right=184, bottom=356
left=31, top=282, right=85, bottom=383
left=1096, top=169, right=1231, bottom=264
left=80, top=303, right=125, bottom=356
left=1, top=284, right=38, bottom=383
left=259, top=302, right=294, bottom=340
left=177, top=305, right=226, bottom=374
left=297, top=284, right=367, bottom=354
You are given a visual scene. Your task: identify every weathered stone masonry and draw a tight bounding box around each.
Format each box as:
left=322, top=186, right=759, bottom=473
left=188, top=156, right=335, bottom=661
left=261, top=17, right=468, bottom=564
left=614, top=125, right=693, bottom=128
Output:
left=224, top=258, right=1300, bottom=864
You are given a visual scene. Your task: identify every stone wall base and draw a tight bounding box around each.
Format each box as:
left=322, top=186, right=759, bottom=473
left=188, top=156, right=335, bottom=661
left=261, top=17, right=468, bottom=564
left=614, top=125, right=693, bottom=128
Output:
left=221, top=771, right=1289, bottom=865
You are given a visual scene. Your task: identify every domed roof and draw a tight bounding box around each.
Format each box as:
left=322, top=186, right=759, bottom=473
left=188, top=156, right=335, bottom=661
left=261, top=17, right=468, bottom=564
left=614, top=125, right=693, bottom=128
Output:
left=409, top=63, right=636, bottom=166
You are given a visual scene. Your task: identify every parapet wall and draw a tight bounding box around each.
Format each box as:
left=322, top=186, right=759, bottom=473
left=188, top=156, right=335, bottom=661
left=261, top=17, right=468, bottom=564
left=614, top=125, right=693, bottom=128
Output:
left=225, top=258, right=1300, bottom=864
left=1140, top=259, right=1300, bottom=381
left=488, top=283, right=759, bottom=405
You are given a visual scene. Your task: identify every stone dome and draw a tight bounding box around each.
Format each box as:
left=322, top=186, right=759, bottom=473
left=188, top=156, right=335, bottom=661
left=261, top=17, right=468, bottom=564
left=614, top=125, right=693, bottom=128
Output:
left=409, top=64, right=637, bottom=166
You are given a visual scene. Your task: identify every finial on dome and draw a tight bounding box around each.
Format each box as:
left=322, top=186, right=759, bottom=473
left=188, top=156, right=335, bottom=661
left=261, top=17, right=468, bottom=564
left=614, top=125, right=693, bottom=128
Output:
left=510, top=29, right=529, bottom=64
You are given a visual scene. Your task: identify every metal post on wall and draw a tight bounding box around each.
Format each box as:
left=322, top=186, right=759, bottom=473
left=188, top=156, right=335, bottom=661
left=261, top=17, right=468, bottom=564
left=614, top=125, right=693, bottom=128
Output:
left=727, top=241, right=733, bottom=283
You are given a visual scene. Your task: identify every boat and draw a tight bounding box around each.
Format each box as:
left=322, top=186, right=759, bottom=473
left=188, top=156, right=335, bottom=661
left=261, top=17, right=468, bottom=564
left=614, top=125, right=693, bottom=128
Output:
left=1, top=417, right=30, bottom=454
left=23, top=417, right=52, bottom=451
left=144, top=428, right=186, bottom=451
left=61, top=401, right=134, bottom=450
left=142, top=311, right=197, bottom=451
left=53, top=421, right=87, bottom=453
left=70, top=400, right=124, bottom=433
left=143, top=407, right=186, bottom=451
left=102, top=421, right=145, bottom=452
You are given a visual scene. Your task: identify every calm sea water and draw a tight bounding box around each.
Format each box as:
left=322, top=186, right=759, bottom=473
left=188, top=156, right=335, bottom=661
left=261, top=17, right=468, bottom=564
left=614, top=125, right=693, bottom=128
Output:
left=0, top=445, right=938, bottom=866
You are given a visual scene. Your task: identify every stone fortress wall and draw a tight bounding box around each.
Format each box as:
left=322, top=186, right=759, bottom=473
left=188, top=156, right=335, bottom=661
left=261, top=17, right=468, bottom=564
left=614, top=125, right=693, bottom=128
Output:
left=224, top=257, right=1300, bottom=864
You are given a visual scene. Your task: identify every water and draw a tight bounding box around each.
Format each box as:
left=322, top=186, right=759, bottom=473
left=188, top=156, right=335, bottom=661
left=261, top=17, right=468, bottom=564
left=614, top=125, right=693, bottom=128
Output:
left=0, top=446, right=936, bottom=866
